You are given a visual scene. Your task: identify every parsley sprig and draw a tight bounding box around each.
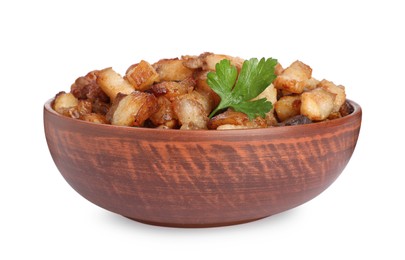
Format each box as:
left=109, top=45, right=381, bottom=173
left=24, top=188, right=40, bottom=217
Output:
left=207, top=57, right=278, bottom=120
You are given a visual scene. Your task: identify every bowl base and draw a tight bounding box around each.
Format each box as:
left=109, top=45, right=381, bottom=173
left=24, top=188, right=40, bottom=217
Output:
left=124, top=216, right=268, bottom=228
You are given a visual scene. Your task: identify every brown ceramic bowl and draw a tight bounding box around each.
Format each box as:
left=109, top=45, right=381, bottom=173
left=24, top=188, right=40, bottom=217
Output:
left=44, top=99, right=361, bottom=228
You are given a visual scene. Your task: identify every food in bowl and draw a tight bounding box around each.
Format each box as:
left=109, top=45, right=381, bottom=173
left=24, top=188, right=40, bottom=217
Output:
left=52, top=52, right=353, bottom=130
left=44, top=53, right=362, bottom=227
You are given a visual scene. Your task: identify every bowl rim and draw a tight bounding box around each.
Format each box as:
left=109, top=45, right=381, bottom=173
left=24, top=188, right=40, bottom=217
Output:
left=44, top=98, right=362, bottom=136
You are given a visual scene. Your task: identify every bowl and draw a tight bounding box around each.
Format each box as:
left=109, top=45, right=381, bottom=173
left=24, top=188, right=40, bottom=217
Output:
left=44, top=99, right=361, bottom=227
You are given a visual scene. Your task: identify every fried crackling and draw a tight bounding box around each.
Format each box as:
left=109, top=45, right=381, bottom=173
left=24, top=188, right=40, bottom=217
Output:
left=190, top=89, right=215, bottom=115
left=107, top=92, right=158, bottom=127
left=171, top=90, right=214, bottom=130
left=53, top=92, right=95, bottom=119
left=182, top=52, right=244, bottom=71
left=172, top=98, right=208, bottom=130
left=274, top=95, right=302, bottom=122
left=70, top=70, right=110, bottom=103
left=96, top=67, right=135, bottom=101
left=180, top=54, right=203, bottom=69
left=194, top=70, right=221, bottom=109
left=53, top=92, right=79, bottom=117
left=304, top=77, right=320, bottom=91
left=251, top=84, right=278, bottom=126
left=300, top=88, right=335, bottom=121
left=208, top=110, right=267, bottom=130
left=76, top=100, right=92, bottom=117
left=152, top=58, right=194, bottom=82
left=149, top=96, right=178, bottom=128
left=204, top=54, right=244, bottom=71
left=273, top=60, right=312, bottom=94
left=150, top=77, right=195, bottom=101
left=125, top=60, right=159, bottom=91
left=317, top=79, right=346, bottom=113
left=91, top=99, right=110, bottom=115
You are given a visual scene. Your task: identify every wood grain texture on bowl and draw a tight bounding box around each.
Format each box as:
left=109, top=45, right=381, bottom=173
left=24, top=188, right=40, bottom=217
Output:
left=44, top=100, right=362, bottom=227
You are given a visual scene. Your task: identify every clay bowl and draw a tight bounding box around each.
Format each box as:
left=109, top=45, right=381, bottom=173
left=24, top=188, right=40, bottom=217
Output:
left=44, top=99, right=361, bottom=228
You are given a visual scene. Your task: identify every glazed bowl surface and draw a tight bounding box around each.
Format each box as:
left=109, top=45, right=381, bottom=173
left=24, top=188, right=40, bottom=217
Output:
left=44, top=99, right=361, bottom=227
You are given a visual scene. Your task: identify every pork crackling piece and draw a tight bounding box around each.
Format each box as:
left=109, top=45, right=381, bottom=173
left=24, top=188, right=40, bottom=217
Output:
left=107, top=92, right=158, bottom=127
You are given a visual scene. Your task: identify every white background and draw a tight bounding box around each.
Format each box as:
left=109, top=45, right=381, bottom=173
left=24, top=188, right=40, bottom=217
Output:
left=1, top=0, right=404, bottom=259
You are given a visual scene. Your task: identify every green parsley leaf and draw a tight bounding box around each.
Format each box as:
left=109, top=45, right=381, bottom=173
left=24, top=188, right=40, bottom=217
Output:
left=207, top=57, right=278, bottom=120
